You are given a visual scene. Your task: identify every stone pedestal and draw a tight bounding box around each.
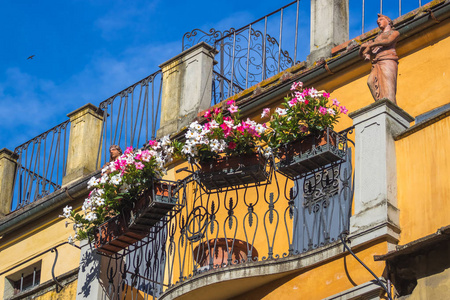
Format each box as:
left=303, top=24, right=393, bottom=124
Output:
left=0, top=148, right=19, bottom=216
left=157, top=42, right=217, bottom=138
left=63, top=104, right=103, bottom=185
left=307, top=0, right=349, bottom=65
left=348, top=99, right=414, bottom=248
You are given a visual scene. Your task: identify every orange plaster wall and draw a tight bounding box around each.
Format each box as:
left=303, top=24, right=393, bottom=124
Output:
left=235, top=242, right=388, bottom=300
left=396, top=116, right=450, bottom=244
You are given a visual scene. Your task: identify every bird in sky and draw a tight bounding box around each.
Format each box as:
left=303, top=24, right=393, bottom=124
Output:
left=27, top=55, right=35, bottom=60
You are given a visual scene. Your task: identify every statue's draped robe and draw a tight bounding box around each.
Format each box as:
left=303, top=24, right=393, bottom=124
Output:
left=367, top=32, right=398, bottom=103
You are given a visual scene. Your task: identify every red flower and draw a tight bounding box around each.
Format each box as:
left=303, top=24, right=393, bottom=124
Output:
left=228, top=141, right=237, bottom=149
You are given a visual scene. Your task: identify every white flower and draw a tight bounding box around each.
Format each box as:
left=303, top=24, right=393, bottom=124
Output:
left=110, top=174, right=122, bottom=185
left=209, top=120, right=219, bottom=129
left=309, top=88, right=319, bottom=97
left=85, top=212, right=97, bottom=222
left=189, top=121, right=202, bottom=131
left=82, top=199, right=92, bottom=212
left=160, top=135, right=171, bottom=147
left=255, top=124, right=266, bottom=134
left=275, top=107, right=287, bottom=116
left=185, top=130, right=197, bottom=140
left=87, top=177, right=99, bottom=189
left=264, top=147, right=273, bottom=158
left=68, top=235, right=74, bottom=244
left=210, top=139, right=220, bottom=152
left=62, top=205, right=72, bottom=218
left=94, top=197, right=105, bottom=207
left=327, top=108, right=336, bottom=115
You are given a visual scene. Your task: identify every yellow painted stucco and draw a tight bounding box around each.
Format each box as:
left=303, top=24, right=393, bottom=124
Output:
left=396, top=115, right=450, bottom=244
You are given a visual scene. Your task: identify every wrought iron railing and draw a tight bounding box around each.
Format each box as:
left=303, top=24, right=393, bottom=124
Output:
left=350, top=0, right=430, bottom=36
left=96, top=70, right=163, bottom=168
left=183, top=0, right=307, bottom=105
left=11, top=120, right=70, bottom=211
left=97, top=130, right=354, bottom=299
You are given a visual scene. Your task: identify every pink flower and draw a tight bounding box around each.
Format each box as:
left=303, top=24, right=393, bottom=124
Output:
left=204, top=110, right=212, bottom=118
left=319, top=106, right=327, bottom=115
left=124, top=147, right=133, bottom=155
left=340, top=106, right=348, bottom=114
left=213, top=107, right=221, bottom=115
left=261, top=108, right=270, bottom=118
left=220, top=123, right=231, bottom=137
left=148, top=140, right=158, bottom=148
left=290, top=81, right=303, bottom=91
left=299, top=125, right=308, bottom=133
left=332, top=98, right=340, bottom=106
left=135, top=162, right=145, bottom=170
left=236, top=124, right=245, bottom=133
left=323, top=92, right=330, bottom=99
left=288, top=98, right=298, bottom=107
left=227, top=100, right=235, bottom=105
left=228, top=104, right=238, bottom=114
left=228, top=141, right=237, bottom=150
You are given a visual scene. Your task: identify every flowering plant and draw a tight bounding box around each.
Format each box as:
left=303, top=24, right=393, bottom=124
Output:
left=261, top=81, right=348, bottom=151
left=181, top=100, right=267, bottom=163
left=62, top=136, right=175, bottom=242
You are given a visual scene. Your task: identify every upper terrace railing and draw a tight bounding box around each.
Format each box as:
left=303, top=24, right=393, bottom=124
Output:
left=12, top=121, right=70, bottom=210
left=9, top=70, right=163, bottom=212
left=95, top=70, right=163, bottom=168
left=183, top=0, right=306, bottom=105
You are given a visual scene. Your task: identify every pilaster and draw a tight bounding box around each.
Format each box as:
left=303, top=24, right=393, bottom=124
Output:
left=63, top=104, right=103, bottom=186
left=308, top=0, right=349, bottom=65
left=348, top=99, right=414, bottom=248
left=157, top=42, right=217, bottom=138
left=0, top=148, right=19, bottom=216
left=75, top=240, right=112, bottom=299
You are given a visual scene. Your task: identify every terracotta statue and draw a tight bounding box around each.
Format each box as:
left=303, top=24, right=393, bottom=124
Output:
left=359, top=14, right=400, bottom=104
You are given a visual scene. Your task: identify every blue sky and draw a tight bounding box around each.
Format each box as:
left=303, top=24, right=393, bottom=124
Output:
left=0, top=0, right=423, bottom=151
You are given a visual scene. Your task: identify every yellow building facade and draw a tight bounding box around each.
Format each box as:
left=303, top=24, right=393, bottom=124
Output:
left=1, top=0, right=449, bottom=299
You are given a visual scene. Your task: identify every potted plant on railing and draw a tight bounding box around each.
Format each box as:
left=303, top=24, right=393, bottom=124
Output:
left=261, top=81, right=349, bottom=179
left=181, top=100, right=270, bottom=191
left=62, top=136, right=179, bottom=254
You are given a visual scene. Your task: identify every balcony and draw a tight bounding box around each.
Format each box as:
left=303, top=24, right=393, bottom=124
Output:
left=87, top=130, right=354, bottom=299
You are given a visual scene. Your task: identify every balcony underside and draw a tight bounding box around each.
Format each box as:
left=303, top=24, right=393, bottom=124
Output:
left=160, top=241, right=344, bottom=300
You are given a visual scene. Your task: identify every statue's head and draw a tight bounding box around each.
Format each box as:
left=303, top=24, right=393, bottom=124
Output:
left=109, top=145, right=123, bottom=161
left=377, top=14, right=393, bottom=28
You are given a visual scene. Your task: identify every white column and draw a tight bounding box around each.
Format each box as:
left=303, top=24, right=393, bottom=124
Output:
left=308, top=0, right=349, bottom=65
left=157, top=42, right=217, bottom=138
left=349, top=99, right=414, bottom=248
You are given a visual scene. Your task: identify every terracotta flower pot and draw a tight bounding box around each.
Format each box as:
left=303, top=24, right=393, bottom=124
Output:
left=193, top=238, right=258, bottom=268
left=94, top=181, right=178, bottom=255
left=198, top=153, right=269, bottom=191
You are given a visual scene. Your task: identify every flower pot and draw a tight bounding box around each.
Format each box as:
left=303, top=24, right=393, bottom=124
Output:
left=193, top=238, right=258, bottom=269
left=276, top=129, right=346, bottom=180
left=94, top=181, right=178, bottom=255
left=198, top=153, right=269, bottom=192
